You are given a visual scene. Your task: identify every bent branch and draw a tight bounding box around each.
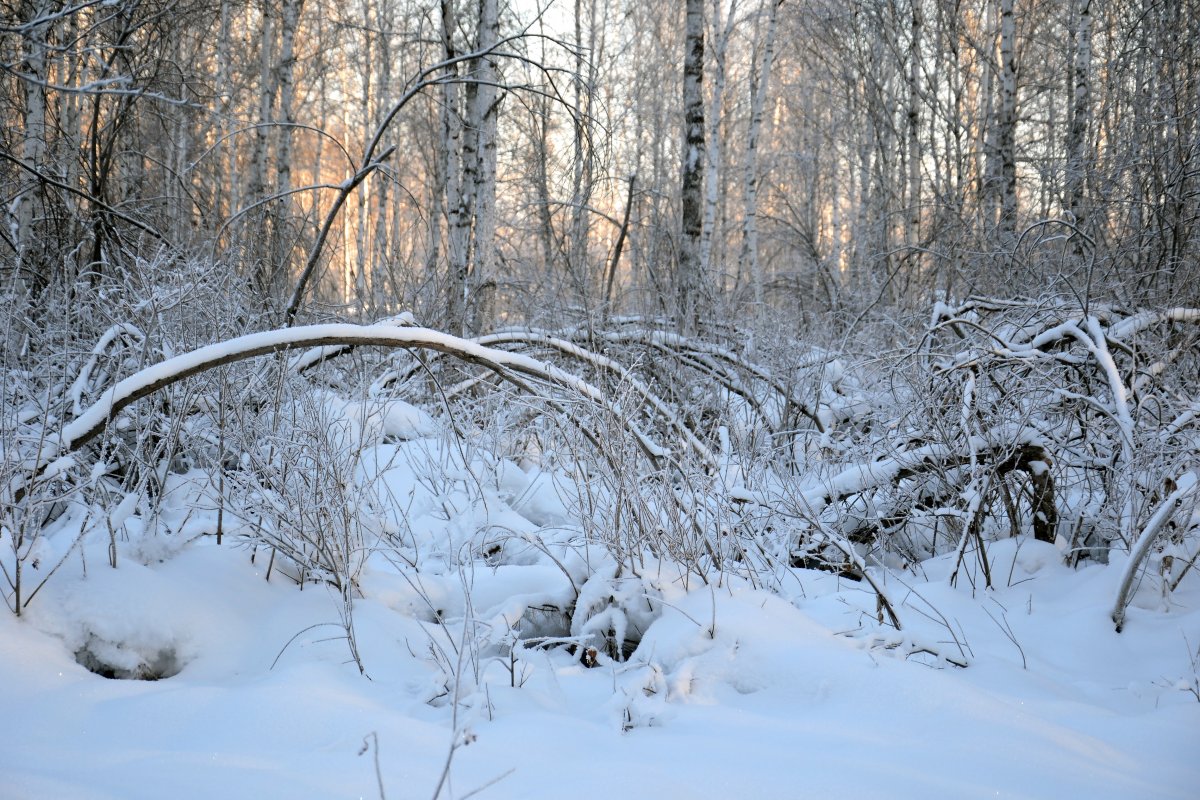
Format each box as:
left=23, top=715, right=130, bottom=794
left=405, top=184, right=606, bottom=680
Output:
left=12, top=324, right=670, bottom=502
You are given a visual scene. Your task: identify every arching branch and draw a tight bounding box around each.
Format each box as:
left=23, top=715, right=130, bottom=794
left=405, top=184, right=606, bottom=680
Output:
left=11, top=324, right=671, bottom=503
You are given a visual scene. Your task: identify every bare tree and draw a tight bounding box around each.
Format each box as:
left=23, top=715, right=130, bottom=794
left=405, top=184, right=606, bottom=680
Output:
left=701, top=0, right=737, bottom=282
left=679, top=0, right=707, bottom=334
left=980, top=0, right=1019, bottom=242
left=9, top=0, right=53, bottom=294
left=1065, top=0, right=1091, bottom=258
left=738, top=0, right=779, bottom=311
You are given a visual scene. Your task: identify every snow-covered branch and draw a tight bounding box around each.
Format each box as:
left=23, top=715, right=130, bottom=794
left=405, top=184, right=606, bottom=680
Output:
left=1112, top=472, right=1199, bottom=632
left=13, top=324, right=673, bottom=501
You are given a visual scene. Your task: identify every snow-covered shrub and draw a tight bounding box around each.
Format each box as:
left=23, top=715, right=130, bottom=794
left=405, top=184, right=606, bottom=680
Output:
left=570, top=561, right=665, bottom=659
left=758, top=299, right=1200, bottom=601
left=222, top=386, right=388, bottom=591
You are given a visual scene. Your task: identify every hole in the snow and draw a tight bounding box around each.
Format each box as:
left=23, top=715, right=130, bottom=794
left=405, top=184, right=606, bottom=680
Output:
left=74, top=637, right=183, bottom=681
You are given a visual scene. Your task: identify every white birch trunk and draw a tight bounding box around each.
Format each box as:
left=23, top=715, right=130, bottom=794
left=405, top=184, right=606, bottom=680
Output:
left=534, top=92, right=558, bottom=281
left=372, top=0, right=394, bottom=310
left=702, top=0, right=736, bottom=279
left=905, top=1, right=922, bottom=260
left=249, top=0, right=277, bottom=295
left=470, top=0, right=500, bottom=332
left=528, top=15, right=557, bottom=283
left=739, top=0, right=777, bottom=310
left=425, top=96, right=446, bottom=289
left=997, top=0, right=1018, bottom=240
left=354, top=0, right=373, bottom=309
left=568, top=0, right=591, bottom=303
left=1066, top=0, right=1091, bottom=256
left=13, top=0, right=53, bottom=288
left=56, top=8, right=81, bottom=246
left=274, top=0, right=304, bottom=260
left=441, top=0, right=469, bottom=335
left=248, top=0, right=275, bottom=204
left=979, top=0, right=997, bottom=230
left=216, top=0, right=234, bottom=219
left=679, top=0, right=707, bottom=334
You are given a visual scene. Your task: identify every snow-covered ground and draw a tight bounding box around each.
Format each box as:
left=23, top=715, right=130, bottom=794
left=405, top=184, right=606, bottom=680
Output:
left=3, top=423, right=1198, bottom=800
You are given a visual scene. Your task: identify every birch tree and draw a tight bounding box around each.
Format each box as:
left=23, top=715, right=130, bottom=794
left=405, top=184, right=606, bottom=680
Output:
left=701, top=0, right=737, bottom=279
left=679, top=0, right=707, bottom=334
left=904, top=0, right=922, bottom=263
left=10, top=0, right=53, bottom=294
left=567, top=0, right=596, bottom=308
left=248, top=0, right=278, bottom=296
left=991, top=0, right=1018, bottom=242
left=273, top=0, right=304, bottom=279
left=441, top=0, right=469, bottom=334
left=738, top=0, right=779, bottom=310
left=470, top=0, right=500, bottom=332
left=438, top=0, right=501, bottom=335
left=1065, top=0, right=1091, bottom=258
left=370, top=0, right=394, bottom=310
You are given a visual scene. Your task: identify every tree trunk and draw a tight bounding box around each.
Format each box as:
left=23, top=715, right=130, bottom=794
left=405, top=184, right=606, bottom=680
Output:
left=13, top=0, right=53, bottom=294
left=216, top=0, right=234, bottom=221
left=250, top=0, right=278, bottom=297
left=739, top=0, right=778, bottom=311
left=679, top=0, right=707, bottom=335
left=441, top=0, right=469, bottom=335
left=534, top=90, right=559, bottom=289
left=353, top=0, right=373, bottom=311
left=997, top=0, right=1018, bottom=241
left=469, top=0, right=500, bottom=333
left=567, top=0, right=595, bottom=310
left=979, top=0, right=998, bottom=234
left=1066, top=0, right=1091, bottom=258
left=274, top=0, right=304, bottom=290
left=905, top=0, right=922, bottom=265
left=702, top=0, right=736, bottom=281
left=372, top=0, right=394, bottom=313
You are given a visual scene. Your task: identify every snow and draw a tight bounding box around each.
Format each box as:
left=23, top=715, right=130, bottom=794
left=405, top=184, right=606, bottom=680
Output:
left=2, top=386, right=1198, bottom=799
left=316, top=391, right=437, bottom=443
left=3, top=538, right=1197, bottom=799
left=3, top=470, right=1198, bottom=800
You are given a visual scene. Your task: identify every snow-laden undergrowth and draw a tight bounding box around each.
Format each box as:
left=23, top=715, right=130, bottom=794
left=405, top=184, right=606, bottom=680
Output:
left=2, top=303, right=1199, bottom=798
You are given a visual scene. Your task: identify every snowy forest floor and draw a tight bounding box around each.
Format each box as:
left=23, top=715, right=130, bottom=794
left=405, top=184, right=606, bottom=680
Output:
left=3, top=308, right=1200, bottom=799
left=3, top=457, right=1198, bottom=799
